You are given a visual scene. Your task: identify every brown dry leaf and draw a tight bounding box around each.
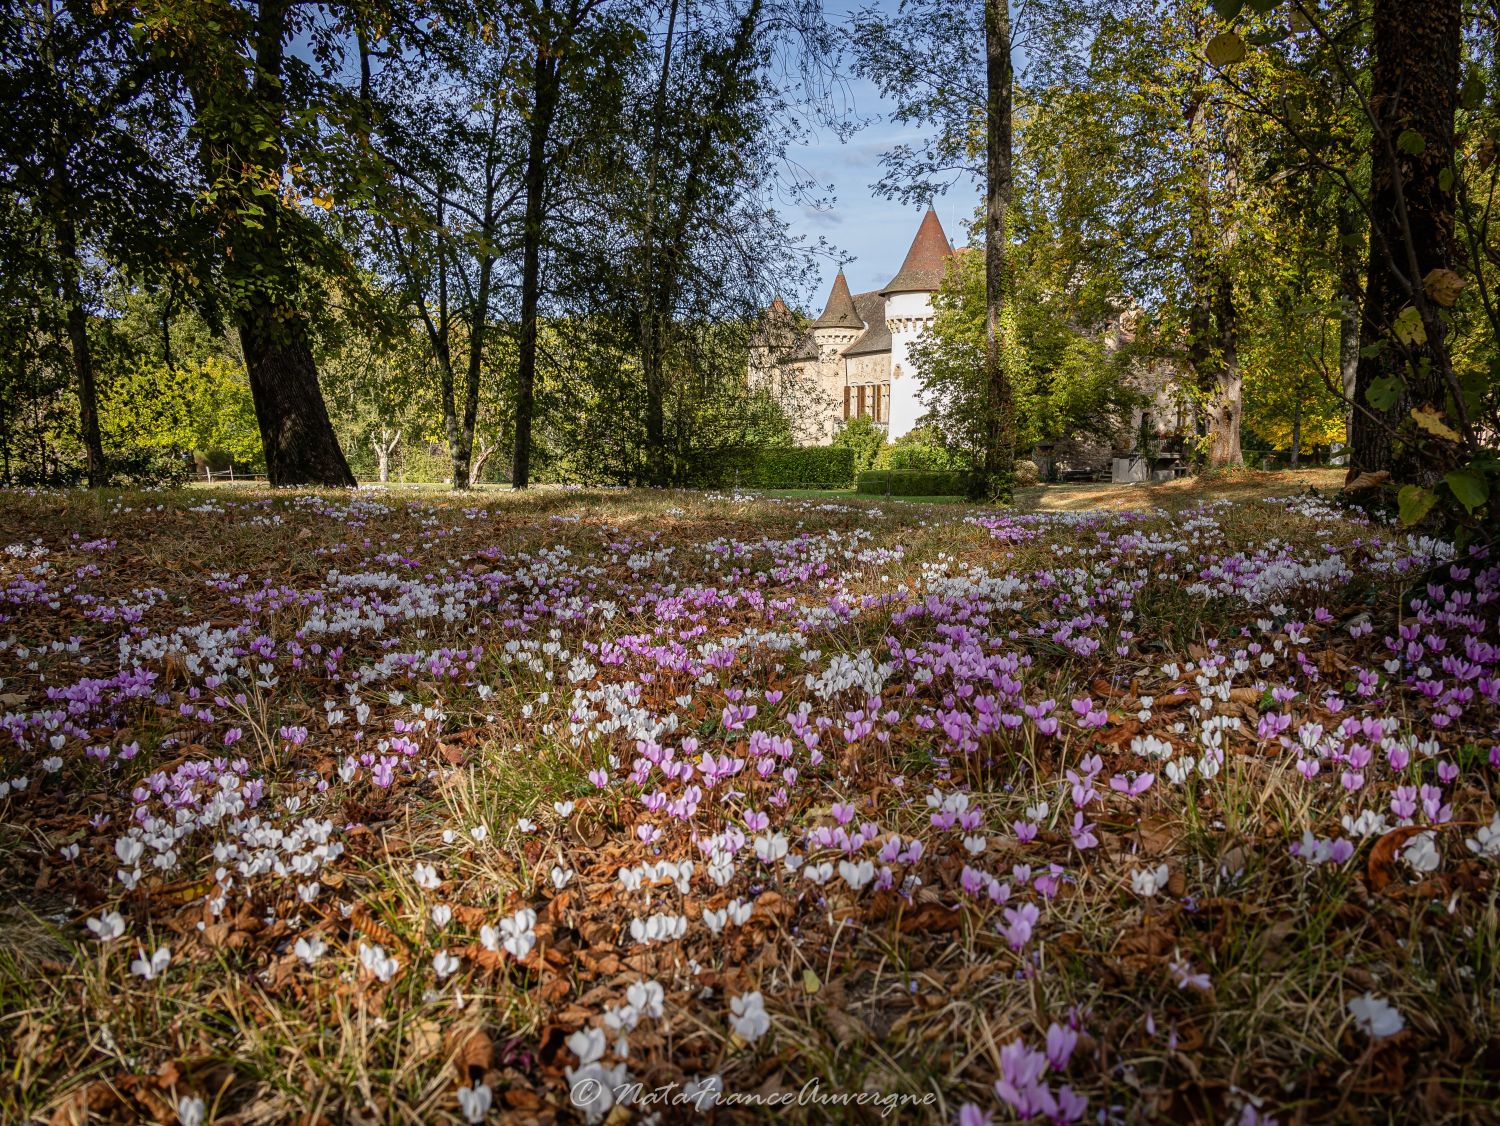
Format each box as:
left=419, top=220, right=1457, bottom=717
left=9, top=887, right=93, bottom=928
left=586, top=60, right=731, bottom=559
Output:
left=1344, top=468, right=1391, bottom=492
left=409, top=1019, right=444, bottom=1060
left=1367, top=826, right=1428, bottom=893
left=1137, top=816, right=1178, bottom=855
left=898, top=902, right=962, bottom=934
left=445, top=1026, right=493, bottom=1079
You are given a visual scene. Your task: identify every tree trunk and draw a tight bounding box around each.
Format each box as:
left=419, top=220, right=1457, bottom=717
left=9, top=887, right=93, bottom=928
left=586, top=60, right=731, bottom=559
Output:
left=980, top=0, right=1016, bottom=501
left=55, top=214, right=105, bottom=488
left=239, top=309, right=355, bottom=486
left=511, top=21, right=563, bottom=492
left=1336, top=197, right=1364, bottom=445
left=1291, top=398, right=1302, bottom=468
left=1208, top=270, right=1242, bottom=466
left=639, top=0, right=679, bottom=488
left=1351, top=0, right=1462, bottom=482
left=372, top=428, right=399, bottom=483
left=469, top=438, right=495, bottom=487
left=200, top=0, right=354, bottom=488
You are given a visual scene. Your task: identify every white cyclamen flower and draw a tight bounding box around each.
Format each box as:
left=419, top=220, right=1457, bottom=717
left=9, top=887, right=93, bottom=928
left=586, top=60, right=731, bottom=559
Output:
left=729, top=990, right=771, bottom=1042
left=1348, top=993, right=1405, bottom=1039
left=131, top=945, right=171, bottom=980
left=294, top=934, right=327, bottom=964
left=456, top=1082, right=492, bottom=1124
left=86, top=910, right=125, bottom=941
left=1131, top=863, right=1170, bottom=898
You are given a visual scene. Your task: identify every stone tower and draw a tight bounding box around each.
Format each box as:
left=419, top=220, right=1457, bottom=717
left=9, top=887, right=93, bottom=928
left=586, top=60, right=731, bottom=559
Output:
left=881, top=208, right=954, bottom=440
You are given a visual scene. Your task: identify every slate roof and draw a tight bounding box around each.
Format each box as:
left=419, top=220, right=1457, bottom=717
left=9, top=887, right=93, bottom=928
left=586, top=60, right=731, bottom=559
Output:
left=844, top=291, right=891, bottom=357
left=811, top=271, right=864, bottom=330
left=880, top=207, right=954, bottom=295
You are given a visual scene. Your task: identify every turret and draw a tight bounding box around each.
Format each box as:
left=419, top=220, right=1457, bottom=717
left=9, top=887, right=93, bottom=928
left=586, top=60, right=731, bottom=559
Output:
left=810, top=270, right=865, bottom=359
left=882, top=208, right=954, bottom=439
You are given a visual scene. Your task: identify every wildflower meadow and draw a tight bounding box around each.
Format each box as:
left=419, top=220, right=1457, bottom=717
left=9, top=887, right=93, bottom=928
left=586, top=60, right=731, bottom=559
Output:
left=0, top=478, right=1496, bottom=1124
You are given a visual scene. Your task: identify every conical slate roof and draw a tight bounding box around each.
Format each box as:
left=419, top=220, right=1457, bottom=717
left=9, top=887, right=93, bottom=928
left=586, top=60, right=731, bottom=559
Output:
left=811, top=271, right=864, bottom=329
left=881, top=208, right=954, bottom=295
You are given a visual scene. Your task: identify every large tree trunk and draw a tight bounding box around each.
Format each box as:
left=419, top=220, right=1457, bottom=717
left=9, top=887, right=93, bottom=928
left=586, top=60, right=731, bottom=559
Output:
left=638, top=0, right=678, bottom=488
left=202, top=0, right=354, bottom=488
left=1351, top=0, right=1462, bottom=482
left=1183, top=76, right=1242, bottom=469
left=55, top=214, right=105, bottom=488
left=239, top=309, right=355, bottom=486
left=980, top=0, right=1016, bottom=501
left=511, top=23, right=563, bottom=492
left=456, top=251, right=494, bottom=490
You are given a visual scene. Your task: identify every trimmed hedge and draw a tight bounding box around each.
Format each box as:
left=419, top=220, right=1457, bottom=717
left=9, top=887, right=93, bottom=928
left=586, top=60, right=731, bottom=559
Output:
left=856, top=469, right=971, bottom=496
left=686, top=446, right=855, bottom=490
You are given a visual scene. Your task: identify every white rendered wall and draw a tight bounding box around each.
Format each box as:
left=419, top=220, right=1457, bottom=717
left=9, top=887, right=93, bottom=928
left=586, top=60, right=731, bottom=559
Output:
left=884, top=290, right=935, bottom=440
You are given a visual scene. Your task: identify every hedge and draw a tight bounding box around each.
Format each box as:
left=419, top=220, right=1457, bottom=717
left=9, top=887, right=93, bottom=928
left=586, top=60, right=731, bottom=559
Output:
left=685, top=446, right=855, bottom=490
left=856, top=469, right=971, bottom=496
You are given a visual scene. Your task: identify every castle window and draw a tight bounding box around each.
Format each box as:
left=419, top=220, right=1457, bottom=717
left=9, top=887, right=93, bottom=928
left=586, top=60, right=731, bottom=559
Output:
left=856, top=385, right=867, bottom=418
left=843, top=386, right=850, bottom=420
left=872, top=383, right=882, bottom=422
left=882, top=382, right=891, bottom=419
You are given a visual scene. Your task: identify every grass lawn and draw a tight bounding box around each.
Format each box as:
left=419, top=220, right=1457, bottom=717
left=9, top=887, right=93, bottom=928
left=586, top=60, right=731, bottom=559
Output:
left=0, top=472, right=1494, bottom=1124
left=764, top=467, right=1346, bottom=513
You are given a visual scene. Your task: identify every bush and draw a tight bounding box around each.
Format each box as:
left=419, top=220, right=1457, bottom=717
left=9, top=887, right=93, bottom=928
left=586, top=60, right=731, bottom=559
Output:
left=831, top=417, right=886, bottom=474
left=743, top=447, right=854, bottom=488
left=877, top=425, right=963, bottom=472
left=856, top=469, right=972, bottom=496
left=1015, top=459, right=1040, bottom=487
left=685, top=446, right=856, bottom=490
left=109, top=449, right=195, bottom=488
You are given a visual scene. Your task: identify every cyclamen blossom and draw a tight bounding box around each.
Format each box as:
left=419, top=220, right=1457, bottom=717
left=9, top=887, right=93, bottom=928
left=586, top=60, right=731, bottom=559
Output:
left=131, top=945, right=171, bottom=980
left=1347, top=993, right=1404, bottom=1039
left=729, top=990, right=771, bottom=1042
left=1131, top=864, right=1170, bottom=898
left=1002, top=903, right=1039, bottom=949
left=456, top=1082, right=492, bottom=1123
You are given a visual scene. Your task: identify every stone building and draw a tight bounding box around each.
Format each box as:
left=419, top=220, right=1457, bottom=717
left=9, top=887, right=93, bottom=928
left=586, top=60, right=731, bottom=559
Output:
left=750, top=208, right=956, bottom=444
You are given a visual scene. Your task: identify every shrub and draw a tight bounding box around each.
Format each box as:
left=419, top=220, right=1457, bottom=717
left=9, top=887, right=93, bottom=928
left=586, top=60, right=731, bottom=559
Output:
left=831, top=417, right=886, bottom=474
left=685, top=446, right=856, bottom=490
left=856, top=469, right=971, bottom=496
left=109, top=449, right=195, bottom=488
left=877, top=425, right=963, bottom=472
left=1015, top=459, right=1040, bottom=487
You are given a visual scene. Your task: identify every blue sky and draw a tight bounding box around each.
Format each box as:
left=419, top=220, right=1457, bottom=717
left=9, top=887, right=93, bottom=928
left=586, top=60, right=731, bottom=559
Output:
left=777, top=72, right=982, bottom=305
left=771, top=11, right=983, bottom=309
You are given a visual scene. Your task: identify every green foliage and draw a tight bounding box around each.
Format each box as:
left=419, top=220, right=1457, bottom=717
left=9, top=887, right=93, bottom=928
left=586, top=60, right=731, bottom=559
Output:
left=856, top=469, right=971, bottom=496
left=831, top=416, right=887, bottom=474
left=99, top=357, right=261, bottom=470
left=687, top=446, right=855, bottom=490
left=911, top=249, right=1143, bottom=461
left=877, top=424, right=966, bottom=471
